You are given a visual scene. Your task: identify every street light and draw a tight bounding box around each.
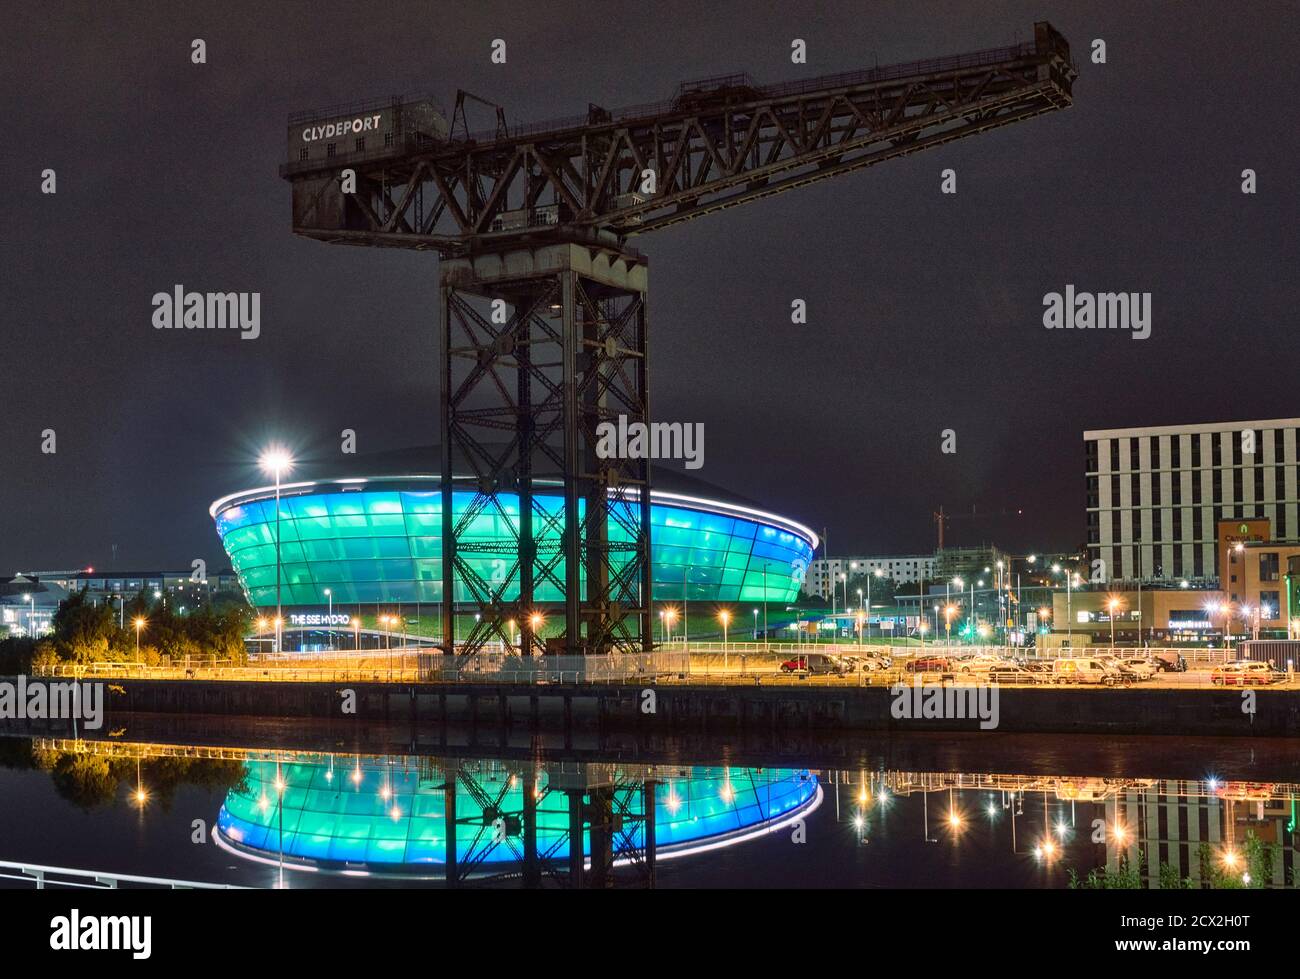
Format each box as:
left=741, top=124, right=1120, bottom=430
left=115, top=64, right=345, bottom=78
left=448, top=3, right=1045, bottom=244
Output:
left=1106, top=595, right=1124, bottom=650
left=718, top=609, right=731, bottom=668
left=259, top=446, right=294, bottom=655
left=133, top=616, right=146, bottom=662
left=752, top=608, right=758, bottom=642
left=663, top=606, right=678, bottom=644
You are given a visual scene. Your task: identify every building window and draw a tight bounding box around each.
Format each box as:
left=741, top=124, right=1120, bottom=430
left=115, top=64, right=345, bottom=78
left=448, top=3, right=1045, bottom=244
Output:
left=326, top=143, right=336, bottom=158
left=384, top=132, right=395, bottom=147
left=355, top=137, right=365, bottom=152
left=1260, top=551, right=1279, bottom=582
left=299, top=148, right=308, bottom=161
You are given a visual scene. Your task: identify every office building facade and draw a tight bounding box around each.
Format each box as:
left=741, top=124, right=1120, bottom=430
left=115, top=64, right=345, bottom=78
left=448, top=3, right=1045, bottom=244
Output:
left=1085, top=419, right=1300, bottom=584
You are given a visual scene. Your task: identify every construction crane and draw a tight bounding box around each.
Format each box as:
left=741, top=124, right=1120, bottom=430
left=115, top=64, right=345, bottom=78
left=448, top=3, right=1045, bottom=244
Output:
left=932, top=504, right=1024, bottom=551
left=281, top=22, right=1076, bottom=658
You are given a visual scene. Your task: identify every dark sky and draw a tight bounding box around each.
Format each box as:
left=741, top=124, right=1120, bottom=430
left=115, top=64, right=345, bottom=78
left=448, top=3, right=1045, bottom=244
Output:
left=2, top=0, right=1298, bottom=573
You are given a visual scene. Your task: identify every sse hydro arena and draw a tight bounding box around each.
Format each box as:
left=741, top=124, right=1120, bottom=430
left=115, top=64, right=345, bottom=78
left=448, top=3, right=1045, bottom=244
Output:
left=210, top=448, right=817, bottom=631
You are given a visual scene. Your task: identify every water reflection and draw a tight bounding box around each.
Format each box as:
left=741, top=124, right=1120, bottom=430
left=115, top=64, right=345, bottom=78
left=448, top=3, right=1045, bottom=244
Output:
left=823, top=769, right=1298, bottom=889
left=2, top=735, right=1296, bottom=889
left=215, top=755, right=820, bottom=883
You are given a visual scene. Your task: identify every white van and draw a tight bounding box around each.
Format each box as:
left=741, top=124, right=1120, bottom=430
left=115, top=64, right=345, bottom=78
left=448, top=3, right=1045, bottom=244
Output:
left=1052, top=657, right=1123, bottom=685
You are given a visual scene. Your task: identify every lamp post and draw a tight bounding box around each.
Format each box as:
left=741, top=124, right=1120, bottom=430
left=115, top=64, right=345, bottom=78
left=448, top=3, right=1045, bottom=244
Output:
left=1106, top=596, right=1123, bottom=651
left=324, top=588, right=333, bottom=650
left=259, top=447, right=294, bottom=655
left=752, top=608, right=758, bottom=642
left=133, top=616, right=146, bottom=662
left=719, top=610, right=731, bottom=669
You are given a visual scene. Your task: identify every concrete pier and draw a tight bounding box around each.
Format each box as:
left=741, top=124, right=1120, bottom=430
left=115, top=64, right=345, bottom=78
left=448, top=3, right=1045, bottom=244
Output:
left=5, top=675, right=1298, bottom=738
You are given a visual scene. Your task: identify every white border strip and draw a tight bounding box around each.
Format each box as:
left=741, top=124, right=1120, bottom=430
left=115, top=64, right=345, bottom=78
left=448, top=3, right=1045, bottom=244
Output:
left=209, top=476, right=819, bottom=550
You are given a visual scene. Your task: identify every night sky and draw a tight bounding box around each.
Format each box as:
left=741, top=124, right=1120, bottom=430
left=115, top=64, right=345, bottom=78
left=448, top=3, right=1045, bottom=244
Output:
left=3, top=0, right=1297, bottom=573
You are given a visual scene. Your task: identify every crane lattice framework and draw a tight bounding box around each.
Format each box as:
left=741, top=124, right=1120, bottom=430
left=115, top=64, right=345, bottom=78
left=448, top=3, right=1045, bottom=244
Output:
left=282, top=22, right=1076, bottom=658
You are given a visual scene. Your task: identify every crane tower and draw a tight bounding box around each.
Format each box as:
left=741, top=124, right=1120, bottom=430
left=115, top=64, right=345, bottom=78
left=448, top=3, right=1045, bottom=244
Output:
left=280, top=22, right=1076, bottom=658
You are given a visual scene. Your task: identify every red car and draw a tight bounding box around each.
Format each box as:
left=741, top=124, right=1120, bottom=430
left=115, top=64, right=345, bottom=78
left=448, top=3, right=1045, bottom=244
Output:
left=906, top=655, right=951, bottom=673
left=779, top=654, right=846, bottom=675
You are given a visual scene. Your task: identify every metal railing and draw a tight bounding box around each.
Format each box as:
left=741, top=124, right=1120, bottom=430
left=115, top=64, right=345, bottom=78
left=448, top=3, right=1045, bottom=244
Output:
left=0, top=860, right=243, bottom=890
left=27, top=645, right=1279, bottom=686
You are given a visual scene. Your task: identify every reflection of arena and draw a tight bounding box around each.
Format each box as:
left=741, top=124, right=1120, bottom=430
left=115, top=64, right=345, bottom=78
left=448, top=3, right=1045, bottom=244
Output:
left=209, top=449, right=817, bottom=612
left=214, top=756, right=821, bottom=876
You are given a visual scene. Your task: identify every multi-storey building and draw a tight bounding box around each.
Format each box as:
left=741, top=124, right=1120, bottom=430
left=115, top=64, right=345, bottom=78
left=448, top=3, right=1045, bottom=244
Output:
left=804, top=554, right=937, bottom=598
left=1085, top=419, right=1300, bottom=584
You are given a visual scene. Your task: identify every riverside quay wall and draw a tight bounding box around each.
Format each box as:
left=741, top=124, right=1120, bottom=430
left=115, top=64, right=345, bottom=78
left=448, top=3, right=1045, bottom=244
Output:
left=4, top=676, right=1299, bottom=739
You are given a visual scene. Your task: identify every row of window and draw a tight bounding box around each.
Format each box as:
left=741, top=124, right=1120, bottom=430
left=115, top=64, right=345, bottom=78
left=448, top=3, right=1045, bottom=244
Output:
left=1086, top=504, right=1289, bottom=551
left=1086, top=429, right=1299, bottom=475
left=298, top=132, right=398, bottom=161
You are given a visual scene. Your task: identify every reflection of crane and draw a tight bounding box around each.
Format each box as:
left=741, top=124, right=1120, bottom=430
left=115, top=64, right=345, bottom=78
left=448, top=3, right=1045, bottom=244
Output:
left=282, top=23, right=1077, bottom=658
left=932, top=505, right=1024, bottom=551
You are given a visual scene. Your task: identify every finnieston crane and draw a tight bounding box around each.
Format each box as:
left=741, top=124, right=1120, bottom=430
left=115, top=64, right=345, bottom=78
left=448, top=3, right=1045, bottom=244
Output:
left=281, top=22, right=1077, bottom=659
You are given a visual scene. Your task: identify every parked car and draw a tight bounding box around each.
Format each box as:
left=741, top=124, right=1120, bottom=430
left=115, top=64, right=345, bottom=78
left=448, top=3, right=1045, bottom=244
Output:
left=906, top=655, right=952, bottom=673
left=779, top=653, right=848, bottom=676
left=842, top=654, right=890, bottom=671
left=1152, top=650, right=1187, bottom=672
left=1210, top=660, right=1285, bottom=686
left=955, top=655, right=1012, bottom=675
left=1116, top=658, right=1158, bottom=680
left=1051, top=657, right=1124, bottom=685
left=986, top=663, right=1039, bottom=684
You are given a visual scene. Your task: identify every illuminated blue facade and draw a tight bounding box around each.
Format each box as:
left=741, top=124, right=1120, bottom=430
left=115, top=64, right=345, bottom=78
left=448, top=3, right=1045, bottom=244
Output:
left=215, top=756, right=820, bottom=871
left=211, top=478, right=815, bottom=608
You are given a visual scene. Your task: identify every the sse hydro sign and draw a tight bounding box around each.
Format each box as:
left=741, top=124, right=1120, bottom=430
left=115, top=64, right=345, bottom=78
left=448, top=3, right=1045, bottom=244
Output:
left=287, top=613, right=353, bottom=627
left=211, top=479, right=816, bottom=609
